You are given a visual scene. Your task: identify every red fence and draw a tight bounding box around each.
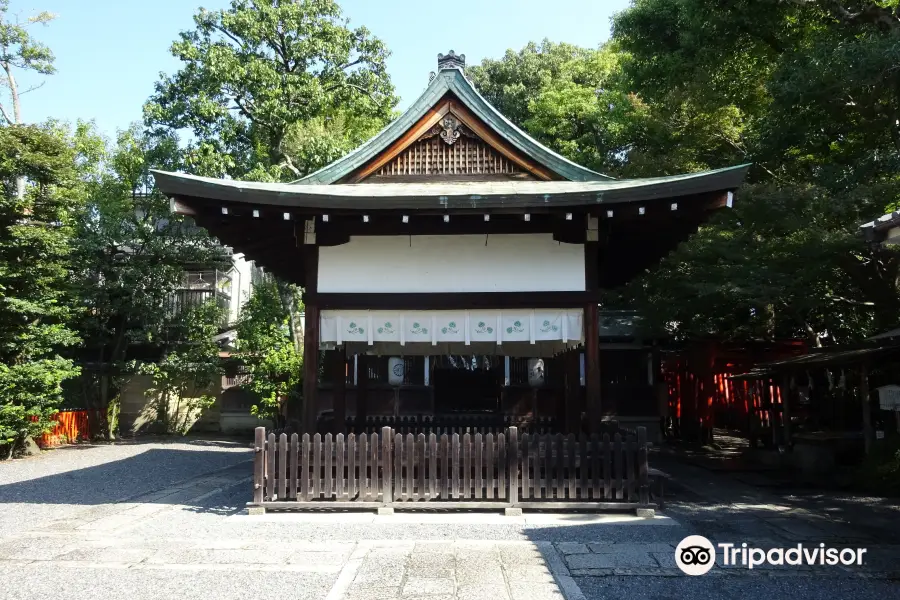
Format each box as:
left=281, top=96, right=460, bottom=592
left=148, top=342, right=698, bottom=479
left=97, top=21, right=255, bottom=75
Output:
left=31, top=409, right=92, bottom=448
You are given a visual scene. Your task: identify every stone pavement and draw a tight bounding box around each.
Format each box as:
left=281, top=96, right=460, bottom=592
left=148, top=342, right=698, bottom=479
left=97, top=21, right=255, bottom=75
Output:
left=2, top=439, right=900, bottom=600
left=3, top=508, right=898, bottom=600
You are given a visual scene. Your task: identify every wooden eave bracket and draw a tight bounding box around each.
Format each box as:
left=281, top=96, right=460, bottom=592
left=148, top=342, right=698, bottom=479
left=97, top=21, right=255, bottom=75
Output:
left=586, top=215, right=599, bottom=242
left=303, top=218, right=316, bottom=245
left=169, top=196, right=197, bottom=216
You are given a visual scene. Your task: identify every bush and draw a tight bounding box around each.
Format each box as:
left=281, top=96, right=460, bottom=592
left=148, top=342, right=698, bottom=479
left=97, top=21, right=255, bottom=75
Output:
left=0, top=358, right=78, bottom=458
left=854, top=438, right=900, bottom=496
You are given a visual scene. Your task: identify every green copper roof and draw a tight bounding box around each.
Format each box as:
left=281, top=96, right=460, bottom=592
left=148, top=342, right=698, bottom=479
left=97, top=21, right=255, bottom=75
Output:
left=294, top=67, right=613, bottom=185
left=151, top=163, right=750, bottom=210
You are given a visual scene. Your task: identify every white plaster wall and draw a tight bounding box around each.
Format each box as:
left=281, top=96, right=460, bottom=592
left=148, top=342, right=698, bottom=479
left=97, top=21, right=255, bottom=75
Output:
left=318, top=234, right=585, bottom=293
left=886, top=225, right=900, bottom=246
left=228, top=253, right=256, bottom=324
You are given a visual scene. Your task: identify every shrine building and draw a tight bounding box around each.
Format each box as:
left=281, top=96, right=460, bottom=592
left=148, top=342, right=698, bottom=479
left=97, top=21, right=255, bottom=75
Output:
left=152, top=51, right=749, bottom=437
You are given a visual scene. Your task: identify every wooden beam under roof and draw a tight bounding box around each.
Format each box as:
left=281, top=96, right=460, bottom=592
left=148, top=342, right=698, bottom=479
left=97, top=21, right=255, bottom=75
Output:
left=311, top=291, right=603, bottom=310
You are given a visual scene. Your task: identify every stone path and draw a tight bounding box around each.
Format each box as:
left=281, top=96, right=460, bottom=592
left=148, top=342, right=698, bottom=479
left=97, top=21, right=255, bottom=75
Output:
left=4, top=529, right=898, bottom=600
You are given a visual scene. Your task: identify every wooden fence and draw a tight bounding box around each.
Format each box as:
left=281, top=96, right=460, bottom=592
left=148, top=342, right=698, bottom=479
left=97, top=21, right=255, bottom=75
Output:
left=250, top=426, right=653, bottom=513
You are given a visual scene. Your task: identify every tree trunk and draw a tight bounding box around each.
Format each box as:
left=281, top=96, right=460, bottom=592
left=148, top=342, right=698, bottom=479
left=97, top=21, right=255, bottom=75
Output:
left=278, top=281, right=303, bottom=353
left=87, top=346, right=106, bottom=440
left=96, top=323, right=128, bottom=440
left=2, top=61, right=25, bottom=198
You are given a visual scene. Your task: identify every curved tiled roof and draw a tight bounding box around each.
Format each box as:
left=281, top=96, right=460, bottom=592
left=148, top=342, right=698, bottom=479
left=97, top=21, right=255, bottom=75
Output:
left=152, top=164, right=750, bottom=210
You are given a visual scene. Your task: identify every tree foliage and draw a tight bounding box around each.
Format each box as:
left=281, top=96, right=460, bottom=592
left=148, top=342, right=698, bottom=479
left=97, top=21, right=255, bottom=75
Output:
left=467, top=39, right=746, bottom=177
left=468, top=41, right=628, bottom=175
left=235, top=276, right=302, bottom=425
left=0, top=124, right=81, bottom=455
left=0, top=0, right=56, bottom=126
left=144, top=0, right=397, bottom=181
left=471, top=3, right=900, bottom=345
left=69, top=123, right=229, bottom=436
left=609, top=0, right=900, bottom=344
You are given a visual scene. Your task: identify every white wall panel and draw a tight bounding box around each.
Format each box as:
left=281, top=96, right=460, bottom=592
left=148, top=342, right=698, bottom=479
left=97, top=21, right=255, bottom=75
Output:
left=318, top=234, right=585, bottom=293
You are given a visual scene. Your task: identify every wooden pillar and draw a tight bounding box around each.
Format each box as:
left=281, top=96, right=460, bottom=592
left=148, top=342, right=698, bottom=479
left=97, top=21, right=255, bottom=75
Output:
left=781, top=374, right=792, bottom=448
left=698, top=341, right=717, bottom=445
left=332, top=346, right=346, bottom=434
left=861, top=362, right=873, bottom=455
left=584, top=225, right=601, bottom=434
left=302, top=304, right=319, bottom=433
left=769, top=377, right=779, bottom=448
left=761, top=378, right=772, bottom=445
left=564, top=349, right=581, bottom=433
left=357, top=353, right=368, bottom=431
left=302, top=246, right=319, bottom=434
left=585, top=304, right=601, bottom=433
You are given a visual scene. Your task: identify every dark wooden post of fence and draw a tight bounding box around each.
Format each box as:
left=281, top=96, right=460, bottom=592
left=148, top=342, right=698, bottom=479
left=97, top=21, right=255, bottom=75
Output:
left=266, top=432, right=276, bottom=501
left=381, top=426, right=393, bottom=511
left=253, top=427, right=265, bottom=505
left=289, top=433, right=299, bottom=501
left=278, top=433, right=287, bottom=500
left=637, top=426, right=650, bottom=506
left=508, top=427, right=518, bottom=507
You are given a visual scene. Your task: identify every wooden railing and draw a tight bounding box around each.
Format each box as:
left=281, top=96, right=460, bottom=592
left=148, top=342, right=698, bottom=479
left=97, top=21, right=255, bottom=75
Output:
left=250, top=426, right=653, bottom=513
left=324, top=415, right=566, bottom=436
left=313, top=414, right=634, bottom=437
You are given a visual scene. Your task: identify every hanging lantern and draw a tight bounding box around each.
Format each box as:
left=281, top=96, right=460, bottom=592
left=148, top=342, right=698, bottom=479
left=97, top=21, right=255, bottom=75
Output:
left=388, top=357, right=405, bottom=386
left=527, top=358, right=545, bottom=388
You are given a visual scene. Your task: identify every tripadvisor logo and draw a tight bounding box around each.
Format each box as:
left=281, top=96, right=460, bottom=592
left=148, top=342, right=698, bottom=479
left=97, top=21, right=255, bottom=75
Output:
left=675, top=535, right=716, bottom=575
left=674, top=535, right=868, bottom=576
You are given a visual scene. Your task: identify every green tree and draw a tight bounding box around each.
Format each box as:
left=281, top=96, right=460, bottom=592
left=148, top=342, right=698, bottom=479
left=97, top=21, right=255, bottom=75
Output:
left=606, top=0, right=900, bottom=344
left=0, top=1, right=55, bottom=127
left=71, top=123, right=227, bottom=437
left=0, top=1, right=56, bottom=199
left=144, top=0, right=397, bottom=181
left=468, top=41, right=630, bottom=175
left=135, top=301, right=226, bottom=434
left=0, top=124, right=81, bottom=457
left=235, top=276, right=302, bottom=426
left=468, top=40, right=602, bottom=127
left=467, top=38, right=746, bottom=177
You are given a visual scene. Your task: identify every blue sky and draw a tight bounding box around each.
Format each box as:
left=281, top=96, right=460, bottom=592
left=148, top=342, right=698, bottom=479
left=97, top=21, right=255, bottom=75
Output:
left=9, top=0, right=628, bottom=140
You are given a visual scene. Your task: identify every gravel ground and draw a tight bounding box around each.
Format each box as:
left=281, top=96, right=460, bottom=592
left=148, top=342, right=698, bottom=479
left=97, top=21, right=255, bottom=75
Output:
left=0, top=438, right=250, bottom=537
left=0, top=563, right=336, bottom=600
left=124, top=479, right=688, bottom=543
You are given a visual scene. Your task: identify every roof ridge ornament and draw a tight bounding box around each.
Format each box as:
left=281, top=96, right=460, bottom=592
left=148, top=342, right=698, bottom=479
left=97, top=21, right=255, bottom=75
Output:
left=439, top=114, right=461, bottom=145
left=437, top=50, right=465, bottom=71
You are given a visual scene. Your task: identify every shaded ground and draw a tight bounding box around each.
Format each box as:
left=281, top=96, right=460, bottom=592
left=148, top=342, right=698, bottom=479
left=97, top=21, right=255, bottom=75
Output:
left=1, top=437, right=898, bottom=600
left=655, top=442, right=900, bottom=549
